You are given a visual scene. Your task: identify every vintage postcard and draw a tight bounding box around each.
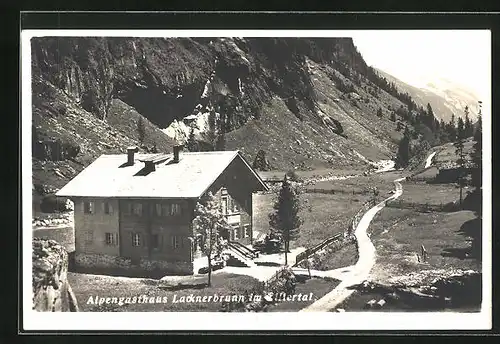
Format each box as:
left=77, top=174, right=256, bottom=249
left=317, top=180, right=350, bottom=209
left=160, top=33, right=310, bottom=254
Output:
left=22, top=27, right=492, bottom=331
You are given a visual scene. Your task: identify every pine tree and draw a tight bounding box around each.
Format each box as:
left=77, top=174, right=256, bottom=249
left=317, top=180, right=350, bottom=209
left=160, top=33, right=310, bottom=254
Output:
left=448, top=114, right=457, bottom=142
left=192, top=192, right=231, bottom=286
left=137, top=117, right=146, bottom=144
left=439, top=118, right=449, bottom=143
left=395, top=127, right=411, bottom=168
left=186, top=127, right=198, bottom=152
left=252, top=149, right=271, bottom=171
left=151, top=143, right=158, bottom=153
left=215, top=133, right=226, bottom=150
left=376, top=107, right=383, bottom=118
left=470, top=111, right=482, bottom=216
left=269, top=175, right=303, bottom=266
left=454, top=116, right=467, bottom=207
left=215, top=110, right=227, bottom=151
left=427, top=103, right=434, bottom=118
left=464, top=106, right=474, bottom=137
left=390, top=111, right=396, bottom=122
left=206, top=105, right=218, bottom=150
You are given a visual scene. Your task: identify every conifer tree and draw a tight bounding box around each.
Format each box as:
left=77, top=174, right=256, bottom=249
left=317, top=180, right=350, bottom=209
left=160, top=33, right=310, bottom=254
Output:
left=454, top=116, right=467, bottom=206
left=448, top=114, right=457, bottom=142
left=269, top=175, right=303, bottom=266
left=252, top=149, right=271, bottom=171
left=215, top=110, right=227, bottom=151
left=439, top=118, right=449, bottom=143
left=470, top=108, right=482, bottom=216
left=390, top=111, right=396, bottom=122
left=377, top=107, right=383, bottom=117
left=464, top=106, right=474, bottom=137
left=395, top=127, right=411, bottom=168
left=137, top=117, right=146, bottom=144
left=186, top=126, right=198, bottom=152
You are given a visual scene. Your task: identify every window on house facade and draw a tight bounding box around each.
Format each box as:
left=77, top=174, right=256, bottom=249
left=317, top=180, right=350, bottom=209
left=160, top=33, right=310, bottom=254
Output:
left=155, top=203, right=162, bottom=217
left=105, top=232, right=117, bottom=245
left=160, top=204, right=168, bottom=216
left=132, top=233, right=141, bottom=247
left=85, top=230, right=93, bottom=243
left=123, top=202, right=132, bottom=215
left=151, top=234, right=160, bottom=250
left=170, top=203, right=181, bottom=216
left=232, top=199, right=239, bottom=213
left=233, top=226, right=240, bottom=240
left=83, top=201, right=94, bottom=214
left=172, top=235, right=180, bottom=249
left=132, top=203, right=143, bottom=216
left=103, top=202, right=112, bottom=215
left=221, top=197, right=228, bottom=215
left=244, top=225, right=251, bottom=239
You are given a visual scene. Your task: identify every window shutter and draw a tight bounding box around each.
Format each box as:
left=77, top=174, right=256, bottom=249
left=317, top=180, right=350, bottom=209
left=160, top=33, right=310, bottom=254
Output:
left=109, top=203, right=113, bottom=214
left=101, top=202, right=105, bottom=213
left=114, top=233, right=119, bottom=245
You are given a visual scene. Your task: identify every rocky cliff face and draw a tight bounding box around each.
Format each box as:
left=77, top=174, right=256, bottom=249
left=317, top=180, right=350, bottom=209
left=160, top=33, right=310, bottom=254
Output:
left=32, top=36, right=433, bottom=210
left=32, top=238, right=79, bottom=312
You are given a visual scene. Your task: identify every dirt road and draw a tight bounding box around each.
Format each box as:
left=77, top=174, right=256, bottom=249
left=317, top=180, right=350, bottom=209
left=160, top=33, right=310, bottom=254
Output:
left=300, top=177, right=405, bottom=312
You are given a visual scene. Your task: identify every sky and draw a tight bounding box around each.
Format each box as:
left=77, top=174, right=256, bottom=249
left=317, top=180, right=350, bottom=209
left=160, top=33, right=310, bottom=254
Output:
left=350, top=30, right=491, bottom=103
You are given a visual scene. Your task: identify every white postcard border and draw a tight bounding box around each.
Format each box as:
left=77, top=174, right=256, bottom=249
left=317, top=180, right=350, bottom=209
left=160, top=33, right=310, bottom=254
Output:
left=21, top=29, right=492, bottom=331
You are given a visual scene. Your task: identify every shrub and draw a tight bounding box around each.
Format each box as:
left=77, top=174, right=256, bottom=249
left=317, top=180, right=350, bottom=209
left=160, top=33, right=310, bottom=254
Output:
left=285, top=170, right=301, bottom=182
left=39, top=194, right=69, bottom=213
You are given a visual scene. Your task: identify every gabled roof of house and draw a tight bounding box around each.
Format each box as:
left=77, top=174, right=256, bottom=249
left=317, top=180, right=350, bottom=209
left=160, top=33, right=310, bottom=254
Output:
left=56, top=151, right=268, bottom=199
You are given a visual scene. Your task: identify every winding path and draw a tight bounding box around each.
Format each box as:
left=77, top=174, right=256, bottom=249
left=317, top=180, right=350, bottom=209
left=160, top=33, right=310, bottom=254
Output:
left=300, top=177, right=405, bottom=312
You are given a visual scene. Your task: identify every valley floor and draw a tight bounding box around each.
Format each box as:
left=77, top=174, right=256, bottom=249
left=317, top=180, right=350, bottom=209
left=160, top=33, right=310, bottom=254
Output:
left=32, top=163, right=482, bottom=313
left=333, top=178, right=482, bottom=312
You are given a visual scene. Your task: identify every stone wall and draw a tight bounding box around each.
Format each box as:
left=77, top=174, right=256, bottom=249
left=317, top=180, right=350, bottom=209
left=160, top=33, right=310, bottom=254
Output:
left=32, top=239, right=79, bottom=312
left=75, top=253, right=194, bottom=277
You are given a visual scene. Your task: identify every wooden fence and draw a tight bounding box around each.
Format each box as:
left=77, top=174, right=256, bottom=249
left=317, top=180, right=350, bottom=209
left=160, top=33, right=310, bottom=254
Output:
left=386, top=199, right=460, bottom=212
left=292, top=233, right=344, bottom=267
left=293, top=200, right=372, bottom=267
left=304, top=188, right=368, bottom=195
left=264, top=266, right=290, bottom=287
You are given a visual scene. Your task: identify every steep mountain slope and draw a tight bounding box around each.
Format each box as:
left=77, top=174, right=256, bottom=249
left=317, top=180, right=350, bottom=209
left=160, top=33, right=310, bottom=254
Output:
left=31, top=37, right=432, bottom=211
left=374, top=68, right=480, bottom=122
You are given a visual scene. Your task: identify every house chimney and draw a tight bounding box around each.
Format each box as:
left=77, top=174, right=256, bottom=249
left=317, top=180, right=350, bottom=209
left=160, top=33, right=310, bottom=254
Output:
left=144, top=161, right=155, bottom=172
left=173, top=145, right=183, bottom=163
left=127, top=146, right=139, bottom=165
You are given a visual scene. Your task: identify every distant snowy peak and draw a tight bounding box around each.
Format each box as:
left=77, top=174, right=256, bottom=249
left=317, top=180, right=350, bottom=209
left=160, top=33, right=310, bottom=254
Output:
left=419, top=78, right=480, bottom=120
left=374, top=68, right=481, bottom=122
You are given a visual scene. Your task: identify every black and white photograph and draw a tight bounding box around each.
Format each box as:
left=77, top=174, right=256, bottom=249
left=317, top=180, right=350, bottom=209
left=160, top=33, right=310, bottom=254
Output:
left=22, top=26, right=491, bottom=331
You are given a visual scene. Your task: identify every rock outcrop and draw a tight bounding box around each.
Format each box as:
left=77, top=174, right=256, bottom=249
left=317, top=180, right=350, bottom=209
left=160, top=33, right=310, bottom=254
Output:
left=31, top=36, right=447, bottom=207
left=32, top=238, right=79, bottom=312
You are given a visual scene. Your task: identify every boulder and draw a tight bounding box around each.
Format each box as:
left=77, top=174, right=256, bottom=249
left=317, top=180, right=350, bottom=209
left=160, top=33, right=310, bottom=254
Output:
left=376, top=299, right=386, bottom=308
left=364, top=299, right=377, bottom=309
left=32, top=238, right=79, bottom=312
